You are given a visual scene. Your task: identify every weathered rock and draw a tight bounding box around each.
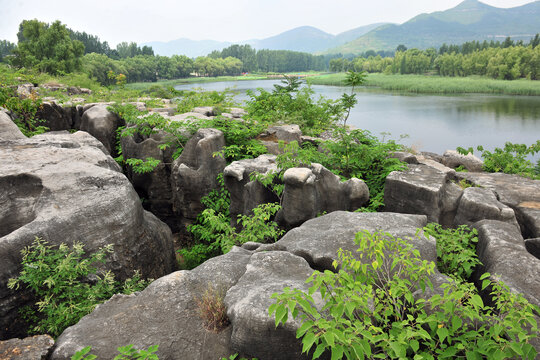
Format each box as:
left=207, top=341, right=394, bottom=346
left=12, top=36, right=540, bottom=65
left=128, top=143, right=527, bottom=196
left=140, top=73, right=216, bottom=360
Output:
left=0, top=334, right=54, bottom=359
left=150, top=107, right=176, bottom=116
left=454, top=187, right=519, bottom=229
left=472, top=220, right=540, bottom=318
left=192, top=106, right=214, bottom=116
left=51, top=247, right=252, bottom=360
left=224, top=154, right=279, bottom=224
left=120, top=127, right=179, bottom=231
left=456, top=172, right=540, bottom=238
left=279, top=164, right=369, bottom=228
left=171, top=128, right=226, bottom=220
left=442, top=150, right=484, bottom=172
left=0, top=110, right=26, bottom=140
left=229, top=108, right=246, bottom=118
left=35, top=102, right=73, bottom=131
left=390, top=151, right=420, bottom=164
left=0, top=132, right=175, bottom=339
left=385, top=164, right=460, bottom=224
left=524, top=238, right=540, bottom=259
left=258, top=124, right=302, bottom=144
left=78, top=105, right=123, bottom=154
left=225, top=251, right=320, bottom=360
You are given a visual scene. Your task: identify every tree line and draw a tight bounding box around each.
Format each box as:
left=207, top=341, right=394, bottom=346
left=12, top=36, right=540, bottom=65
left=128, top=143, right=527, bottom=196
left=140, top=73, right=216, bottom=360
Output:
left=1, top=19, right=332, bottom=84
left=330, top=35, right=540, bottom=80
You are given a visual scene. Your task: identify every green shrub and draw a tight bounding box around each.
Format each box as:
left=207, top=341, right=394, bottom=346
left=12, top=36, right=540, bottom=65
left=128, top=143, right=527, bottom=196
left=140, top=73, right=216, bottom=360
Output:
left=458, top=142, right=540, bottom=179
left=422, top=223, right=481, bottom=280
left=72, top=344, right=159, bottom=360
left=0, top=85, right=47, bottom=136
left=8, top=237, right=150, bottom=337
left=270, top=230, right=539, bottom=360
left=176, top=88, right=237, bottom=114
left=245, top=76, right=342, bottom=136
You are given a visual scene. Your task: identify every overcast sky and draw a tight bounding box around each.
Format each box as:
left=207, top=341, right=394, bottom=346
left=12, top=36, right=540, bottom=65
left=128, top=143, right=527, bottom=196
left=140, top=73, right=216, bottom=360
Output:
left=0, top=0, right=535, bottom=46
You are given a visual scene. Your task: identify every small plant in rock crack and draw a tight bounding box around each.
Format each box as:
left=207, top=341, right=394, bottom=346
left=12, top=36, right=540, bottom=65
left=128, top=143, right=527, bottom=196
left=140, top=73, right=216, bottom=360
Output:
left=8, top=237, right=150, bottom=338
left=195, top=285, right=230, bottom=332
left=421, top=223, right=481, bottom=281
left=71, top=344, right=159, bottom=360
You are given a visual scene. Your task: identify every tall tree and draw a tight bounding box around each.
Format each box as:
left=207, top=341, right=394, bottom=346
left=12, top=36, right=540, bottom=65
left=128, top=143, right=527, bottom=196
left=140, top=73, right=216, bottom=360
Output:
left=12, top=19, right=84, bottom=74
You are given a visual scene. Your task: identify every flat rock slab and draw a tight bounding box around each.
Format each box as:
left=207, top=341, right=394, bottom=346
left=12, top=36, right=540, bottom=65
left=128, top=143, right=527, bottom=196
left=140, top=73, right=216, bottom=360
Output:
left=51, top=248, right=253, bottom=360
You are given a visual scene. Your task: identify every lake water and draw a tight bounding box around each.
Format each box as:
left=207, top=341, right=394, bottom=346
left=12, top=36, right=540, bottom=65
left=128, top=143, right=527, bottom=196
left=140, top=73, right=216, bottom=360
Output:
left=175, top=79, right=540, bottom=157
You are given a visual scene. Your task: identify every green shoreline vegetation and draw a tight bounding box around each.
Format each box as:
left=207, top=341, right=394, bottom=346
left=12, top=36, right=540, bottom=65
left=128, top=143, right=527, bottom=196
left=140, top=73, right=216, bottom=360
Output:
left=307, top=73, right=540, bottom=96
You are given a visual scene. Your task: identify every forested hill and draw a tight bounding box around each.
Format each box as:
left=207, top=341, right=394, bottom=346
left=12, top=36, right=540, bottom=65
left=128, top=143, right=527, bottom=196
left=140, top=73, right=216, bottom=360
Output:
left=325, top=0, right=540, bottom=54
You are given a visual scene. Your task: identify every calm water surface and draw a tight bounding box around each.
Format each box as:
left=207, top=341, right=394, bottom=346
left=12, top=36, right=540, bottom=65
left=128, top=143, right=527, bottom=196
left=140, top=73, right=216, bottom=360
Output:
left=175, top=80, right=540, bottom=156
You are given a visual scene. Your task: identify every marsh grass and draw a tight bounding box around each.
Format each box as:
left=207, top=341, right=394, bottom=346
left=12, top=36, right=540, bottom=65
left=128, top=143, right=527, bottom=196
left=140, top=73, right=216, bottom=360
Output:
left=307, top=73, right=540, bottom=96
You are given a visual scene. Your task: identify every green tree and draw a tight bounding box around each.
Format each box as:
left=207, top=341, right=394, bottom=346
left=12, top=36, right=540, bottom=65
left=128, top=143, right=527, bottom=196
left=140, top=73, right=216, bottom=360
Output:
left=12, top=19, right=85, bottom=74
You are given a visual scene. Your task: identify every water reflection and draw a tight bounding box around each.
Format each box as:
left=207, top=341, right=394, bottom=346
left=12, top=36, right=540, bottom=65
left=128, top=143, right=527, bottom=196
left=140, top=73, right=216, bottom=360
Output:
left=175, top=80, right=540, bottom=155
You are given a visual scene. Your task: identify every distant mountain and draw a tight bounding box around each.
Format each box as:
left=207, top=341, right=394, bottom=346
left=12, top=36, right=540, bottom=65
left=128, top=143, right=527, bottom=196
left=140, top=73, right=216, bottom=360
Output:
left=142, top=38, right=232, bottom=58
left=325, top=0, right=540, bottom=54
left=142, top=23, right=390, bottom=57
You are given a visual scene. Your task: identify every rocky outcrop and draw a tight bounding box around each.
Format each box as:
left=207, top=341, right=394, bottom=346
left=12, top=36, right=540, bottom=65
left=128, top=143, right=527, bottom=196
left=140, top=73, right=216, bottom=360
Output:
left=0, top=334, right=54, bottom=359
left=0, top=110, right=26, bottom=140
left=224, top=154, right=280, bottom=225
left=35, top=102, right=74, bottom=131
left=77, top=104, right=123, bottom=155
left=120, top=127, right=180, bottom=231
left=171, top=128, right=226, bottom=220
left=225, top=251, right=319, bottom=360
left=455, top=172, right=540, bottom=238
left=50, top=211, right=446, bottom=360
left=51, top=247, right=253, bottom=360
left=0, top=131, right=176, bottom=339
left=384, top=163, right=540, bottom=237
left=442, top=150, right=483, bottom=172
left=257, top=125, right=303, bottom=154
left=279, top=164, right=369, bottom=228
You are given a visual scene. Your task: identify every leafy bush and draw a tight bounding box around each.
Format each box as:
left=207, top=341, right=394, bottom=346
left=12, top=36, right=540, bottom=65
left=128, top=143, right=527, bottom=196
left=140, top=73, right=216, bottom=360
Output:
left=8, top=237, right=150, bottom=337
left=270, top=230, right=539, bottom=360
left=179, top=175, right=283, bottom=269
left=422, top=223, right=481, bottom=280
left=0, top=85, right=47, bottom=136
left=245, top=76, right=342, bottom=136
left=176, top=88, right=237, bottom=114
left=458, top=142, right=540, bottom=179
left=72, top=344, right=159, bottom=360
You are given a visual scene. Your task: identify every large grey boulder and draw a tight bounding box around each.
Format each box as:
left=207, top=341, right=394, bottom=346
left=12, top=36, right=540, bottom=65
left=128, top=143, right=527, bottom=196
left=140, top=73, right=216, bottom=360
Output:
left=171, top=128, right=226, bottom=221
left=225, top=251, right=320, bottom=360
left=454, top=187, right=519, bottom=229
left=51, top=247, right=253, bottom=360
left=456, top=172, right=540, bottom=238
left=0, top=334, right=54, bottom=359
left=442, top=150, right=484, bottom=172
left=385, top=164, right=460, bottom=225
left=472, top=220, right=540, bottom=309
left=78, top=104, right=123, bottom=154
left=279, top=164, right=369, bottom=228
left=0, top=110, right=26, bottom=140
left=0, top=132, right=176, bottom=339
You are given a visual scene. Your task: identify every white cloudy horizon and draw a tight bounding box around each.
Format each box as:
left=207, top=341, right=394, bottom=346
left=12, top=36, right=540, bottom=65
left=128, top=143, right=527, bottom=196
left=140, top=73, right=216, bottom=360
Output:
left=0, top=0, right=536, bottom=47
